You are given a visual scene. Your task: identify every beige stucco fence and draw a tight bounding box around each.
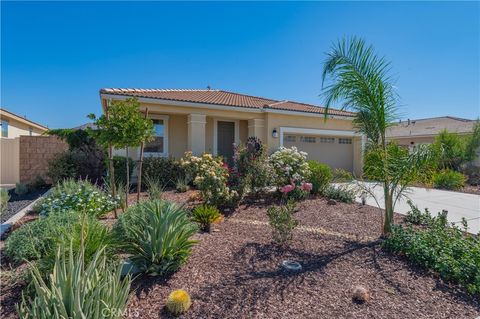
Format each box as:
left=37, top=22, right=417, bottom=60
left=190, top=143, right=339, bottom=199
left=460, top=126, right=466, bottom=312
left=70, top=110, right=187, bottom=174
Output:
left=0, top=136, right=67, bottom=185
left=0, top=138, right=20, bottom=185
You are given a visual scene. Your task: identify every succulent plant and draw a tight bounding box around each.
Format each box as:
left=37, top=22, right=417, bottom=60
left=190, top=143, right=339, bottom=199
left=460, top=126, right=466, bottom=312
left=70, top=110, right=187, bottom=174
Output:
left=166, top=289, right=191, bottom=315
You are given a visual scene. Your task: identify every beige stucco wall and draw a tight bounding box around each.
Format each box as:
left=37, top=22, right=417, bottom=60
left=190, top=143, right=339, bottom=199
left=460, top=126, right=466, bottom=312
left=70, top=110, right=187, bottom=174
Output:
left=108, top=99, right=363, bottom=175
left=1, top=116, right=45, bottom=138
left=388, top=136, right=435, bottom=147
left=0, top=138, right=20, bottom=184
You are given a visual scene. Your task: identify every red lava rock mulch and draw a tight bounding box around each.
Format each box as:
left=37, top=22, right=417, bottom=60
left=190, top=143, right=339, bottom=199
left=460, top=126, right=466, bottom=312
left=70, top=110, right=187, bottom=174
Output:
left=128, top=212, right=479, bottom=318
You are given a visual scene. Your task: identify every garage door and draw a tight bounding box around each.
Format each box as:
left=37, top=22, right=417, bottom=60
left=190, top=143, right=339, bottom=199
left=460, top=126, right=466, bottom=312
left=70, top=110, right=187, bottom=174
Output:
left=283, top=134, right=353, bottom=172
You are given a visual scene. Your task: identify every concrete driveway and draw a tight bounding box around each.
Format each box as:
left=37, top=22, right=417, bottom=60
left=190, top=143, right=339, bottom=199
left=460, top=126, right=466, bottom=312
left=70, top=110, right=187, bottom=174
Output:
left=342, top=182, right=480, bottom=234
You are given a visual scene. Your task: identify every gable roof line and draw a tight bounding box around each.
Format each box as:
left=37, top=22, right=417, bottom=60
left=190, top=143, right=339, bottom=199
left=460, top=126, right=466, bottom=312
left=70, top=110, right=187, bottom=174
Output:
left=0, top=108, right=48, bottom=131
left=99, top=88, right=355, bottom=117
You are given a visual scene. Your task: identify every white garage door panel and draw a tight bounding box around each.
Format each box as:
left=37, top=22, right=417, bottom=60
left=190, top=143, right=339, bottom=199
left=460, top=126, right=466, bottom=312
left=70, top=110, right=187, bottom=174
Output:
left=284, top=134, right=353, bottom=172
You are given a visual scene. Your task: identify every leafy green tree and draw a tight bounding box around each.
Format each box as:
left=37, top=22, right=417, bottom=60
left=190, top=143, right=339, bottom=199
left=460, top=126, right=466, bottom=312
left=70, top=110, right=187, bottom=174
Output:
left=88, top=98, right=153, bottom=212
left=321, top=37, right=431, bottom=235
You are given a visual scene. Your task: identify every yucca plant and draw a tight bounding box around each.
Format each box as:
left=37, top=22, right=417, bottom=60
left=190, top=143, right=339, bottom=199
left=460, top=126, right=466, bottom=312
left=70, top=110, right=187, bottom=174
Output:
left=17, top=243, right=131, bottom=319
left=116, top=200, right=198, bottom=276
left=191, top=205, right=221, bottom=232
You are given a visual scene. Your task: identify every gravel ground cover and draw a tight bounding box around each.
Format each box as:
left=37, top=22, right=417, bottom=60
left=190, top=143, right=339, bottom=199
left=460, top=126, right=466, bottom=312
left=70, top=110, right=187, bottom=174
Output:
left=1, top=191, right=478, bottom=319
left=0, top=188, right=47, bottom=224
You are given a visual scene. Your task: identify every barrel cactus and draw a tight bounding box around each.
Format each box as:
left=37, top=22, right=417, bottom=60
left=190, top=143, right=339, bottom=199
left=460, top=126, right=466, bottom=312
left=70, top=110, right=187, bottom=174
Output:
left=166, top=289, right=191, bottom=315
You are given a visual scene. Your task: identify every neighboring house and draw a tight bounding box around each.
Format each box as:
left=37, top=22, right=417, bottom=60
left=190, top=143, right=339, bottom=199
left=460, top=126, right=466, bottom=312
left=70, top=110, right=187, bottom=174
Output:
left=0, top=108, right=49, bottom=185
left=0, top=108, right=48, bottom=138
left=100, top=88, right=365, bottom=175
left=386, top=116, right=480, bottom=165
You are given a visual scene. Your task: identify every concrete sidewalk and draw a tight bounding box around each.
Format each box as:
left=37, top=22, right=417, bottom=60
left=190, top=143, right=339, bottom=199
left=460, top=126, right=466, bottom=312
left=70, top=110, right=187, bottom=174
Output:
left=342, top=182, right=480, bottom=234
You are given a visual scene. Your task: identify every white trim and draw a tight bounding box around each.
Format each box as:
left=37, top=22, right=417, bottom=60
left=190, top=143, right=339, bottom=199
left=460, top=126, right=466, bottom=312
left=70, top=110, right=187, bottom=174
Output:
left=100, top=93, right=355, bottom=119
left=143, top=114, right=169, bottom=157
left=279, top=127, right=361, bottom=147
left=213, top=118, right=239, bottom=156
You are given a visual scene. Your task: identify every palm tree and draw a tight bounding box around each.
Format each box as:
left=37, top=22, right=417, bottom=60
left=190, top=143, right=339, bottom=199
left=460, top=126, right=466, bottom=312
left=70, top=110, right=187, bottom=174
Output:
left=321, top=37, right=422, bottom=235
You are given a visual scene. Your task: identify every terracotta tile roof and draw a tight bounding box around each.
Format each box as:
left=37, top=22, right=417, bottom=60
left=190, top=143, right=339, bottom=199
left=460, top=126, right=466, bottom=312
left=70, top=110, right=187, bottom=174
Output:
left=386, top=116, right=477, bottom=138
left=264, top=100, right=355, bottom=117
left=100, top=88, right=355, bottom=117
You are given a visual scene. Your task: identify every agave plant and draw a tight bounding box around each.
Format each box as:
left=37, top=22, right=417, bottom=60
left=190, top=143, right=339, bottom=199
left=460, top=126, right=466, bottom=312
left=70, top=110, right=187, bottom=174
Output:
left=118, top=200, right=198, bottom=276
left=17, top=243, right=131, bottom=319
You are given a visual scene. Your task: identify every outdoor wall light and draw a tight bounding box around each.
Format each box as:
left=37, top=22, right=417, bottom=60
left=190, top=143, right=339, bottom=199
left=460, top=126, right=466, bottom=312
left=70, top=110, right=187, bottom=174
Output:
left=272, top=128, right=278, bottom=138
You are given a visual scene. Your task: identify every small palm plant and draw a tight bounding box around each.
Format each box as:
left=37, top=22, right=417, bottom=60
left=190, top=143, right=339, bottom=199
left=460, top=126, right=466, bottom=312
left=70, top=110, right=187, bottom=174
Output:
left=191, top=205, right=221, bottom=232
left=17, top=243, right=131, bottom=319
left=321, top=37, right=432, bottom=235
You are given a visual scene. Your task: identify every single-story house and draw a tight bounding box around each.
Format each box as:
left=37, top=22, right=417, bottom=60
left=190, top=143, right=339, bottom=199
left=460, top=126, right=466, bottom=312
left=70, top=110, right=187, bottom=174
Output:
left=386, top=116, right=479, bottom=166
left=100, top=88, right=365, bottom=176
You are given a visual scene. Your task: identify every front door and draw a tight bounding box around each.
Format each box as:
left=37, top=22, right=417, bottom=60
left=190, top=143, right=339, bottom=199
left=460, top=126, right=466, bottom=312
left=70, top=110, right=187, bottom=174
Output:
left=217, top=121, right=235, bottom=163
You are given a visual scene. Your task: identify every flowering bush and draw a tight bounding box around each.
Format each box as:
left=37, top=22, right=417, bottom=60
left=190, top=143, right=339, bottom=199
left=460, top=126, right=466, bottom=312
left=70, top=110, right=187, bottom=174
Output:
left=40, top=179, right=118, bottom=218
left=270, top=147, right=311, bottom=200
left=232, top=137, right=272, bottom=194
left=180, top=152, right=238, bottom=207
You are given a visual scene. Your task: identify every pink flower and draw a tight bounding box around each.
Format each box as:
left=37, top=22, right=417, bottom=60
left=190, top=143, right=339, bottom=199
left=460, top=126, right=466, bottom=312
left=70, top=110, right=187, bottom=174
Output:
left=280, top=184, right=295, bottom=194
left=301, top=182, right=313, bottom=191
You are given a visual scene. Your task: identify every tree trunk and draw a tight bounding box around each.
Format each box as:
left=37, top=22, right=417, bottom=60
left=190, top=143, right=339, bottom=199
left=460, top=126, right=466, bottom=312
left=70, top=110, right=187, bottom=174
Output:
left=383, top=183, right=394, bottom=235
left=137, top=108, right=149, bottom=203
left=108, top=144, right=117, bottom=218
left=380, top=132, right=392, bottom=235
left=125, top=147, right=129, bottom=208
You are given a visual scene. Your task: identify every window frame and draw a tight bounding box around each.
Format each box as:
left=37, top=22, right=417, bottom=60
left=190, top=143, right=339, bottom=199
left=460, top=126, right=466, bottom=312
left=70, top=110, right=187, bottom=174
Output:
left=143, top=115, right=169, bottom=157
left=1, top=120, right=8, bottom=138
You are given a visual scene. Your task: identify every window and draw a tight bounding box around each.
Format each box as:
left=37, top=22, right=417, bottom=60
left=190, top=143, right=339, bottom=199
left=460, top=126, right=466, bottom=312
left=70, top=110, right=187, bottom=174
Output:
left=319, top=137, right=335, bottom=143
left=300, top=136, right=316, bottom=143
left=338, top=138, right=352, bottom=144
left=144, top=117, right=168, bottom=156
left=284, top=135, right=296, bottom=142
left=1, top=120, right=8, bottom=137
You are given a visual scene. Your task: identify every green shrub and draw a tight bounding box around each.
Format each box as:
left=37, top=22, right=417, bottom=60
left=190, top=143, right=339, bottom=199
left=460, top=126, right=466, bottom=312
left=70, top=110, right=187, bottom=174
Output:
left=266, top=200, right=298, bottom=246
left=17, top=243, right=131, bottom=319
left=47, top=151, right=78, bottom=184
left=175, top=177, right=189, bottom=193
left=113, top=200, right=198, bottom=275
left=142, top=157, right=184, bottom=187
left=332, top=168, right=353, bottom=182
left=232, top=137, right=272, bottom=194
left=37, top=216, right=116, bottom=278
left=191, top=205, right=221, bottom=232
left=28, top=176, right=48, bottom=191
left=145, top=176, right=164, bottom=200
left=322, top=185, right=355, bottom=203
left=307, top=161, right=332, bottom=194
left=384, top=212, right=480, bottom=295
left=40, top=179, right=117, bottom=217
left=433, top=170, right=466, bottom=190
left=112, top=156, right=135, bottom=186
left=0, top=189, right=9, bottom=215
left=404, top=200, right=432, bottom=226
left=4, top=212, right=79, bottom=264
left=15, top=183, right=29, bottom=196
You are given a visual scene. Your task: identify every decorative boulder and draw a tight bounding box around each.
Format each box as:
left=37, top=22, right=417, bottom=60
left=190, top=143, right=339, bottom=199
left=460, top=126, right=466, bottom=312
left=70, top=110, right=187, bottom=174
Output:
left=352, top=285, right=370, bottom=303
left=327, top=199, right=337, bottom=205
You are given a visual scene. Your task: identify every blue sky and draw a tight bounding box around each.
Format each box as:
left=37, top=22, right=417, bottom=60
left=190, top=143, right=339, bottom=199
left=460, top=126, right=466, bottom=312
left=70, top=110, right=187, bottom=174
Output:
left=1, top=1, right=479, bottom=128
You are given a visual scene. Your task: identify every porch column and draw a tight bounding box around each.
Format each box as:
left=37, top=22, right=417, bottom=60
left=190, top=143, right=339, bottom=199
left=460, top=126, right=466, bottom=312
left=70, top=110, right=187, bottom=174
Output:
left=248, top=119, right=265, bottom=142
left=187, top=114, right=206, bottom=155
